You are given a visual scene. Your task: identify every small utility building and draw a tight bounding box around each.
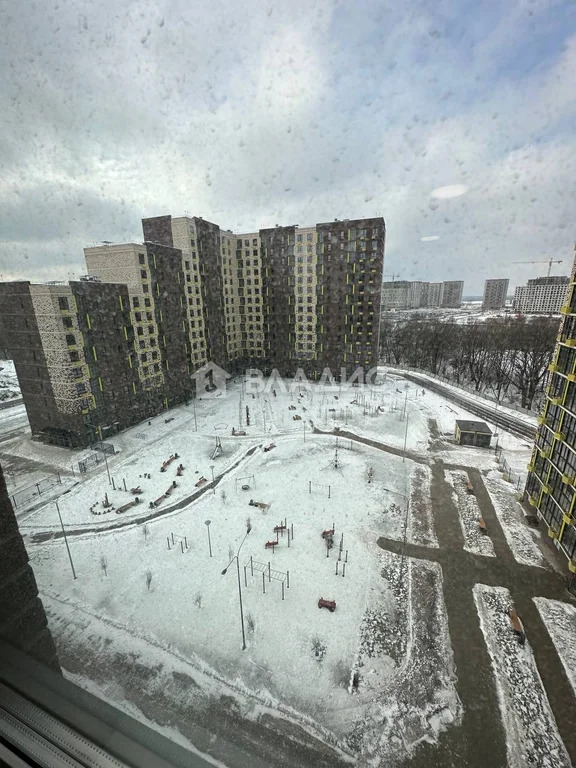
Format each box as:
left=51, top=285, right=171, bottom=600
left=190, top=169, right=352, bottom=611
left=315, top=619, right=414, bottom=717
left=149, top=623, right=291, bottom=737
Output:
left=454, top=420, right=492, bottom=448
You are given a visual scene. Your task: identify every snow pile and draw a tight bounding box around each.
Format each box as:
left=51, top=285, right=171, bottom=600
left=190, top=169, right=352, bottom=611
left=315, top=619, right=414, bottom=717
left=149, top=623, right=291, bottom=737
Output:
left=0, top=360, right=21, bottom=401
left=473, top=584, right=570, bottom=768
left=347, top=554, right=462, bottom=765
left=484, top=473, right=545, bottom=567
left=533, top=598, right=576, bottom=696
left=446, top=471, right=495, bottom=557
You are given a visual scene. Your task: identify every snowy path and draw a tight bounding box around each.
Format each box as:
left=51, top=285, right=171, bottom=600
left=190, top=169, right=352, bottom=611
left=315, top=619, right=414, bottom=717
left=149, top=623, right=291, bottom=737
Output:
left=445, top=470, right=495, bottom=557
left=473, top=585, right=570, bottom=768
left=533, top=598, right=576, bottom=697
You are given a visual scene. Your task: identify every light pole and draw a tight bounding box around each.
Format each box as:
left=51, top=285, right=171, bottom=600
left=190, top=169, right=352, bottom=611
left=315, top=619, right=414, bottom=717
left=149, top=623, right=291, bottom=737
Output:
left=382, top=487, right=410, bottom=587
left=56, top=501, right=77, bottom=580
left=204, top=519, right=212, bottom=557
left=402, top=409, right=420, bottom=463
left=221, top=523, right=252, bottom=650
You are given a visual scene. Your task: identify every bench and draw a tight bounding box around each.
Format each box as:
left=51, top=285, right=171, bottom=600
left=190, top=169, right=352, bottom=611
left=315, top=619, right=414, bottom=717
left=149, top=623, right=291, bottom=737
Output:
left=508, top=608, right=526, bottom=645
left=478, top=517, right=487, bottom=534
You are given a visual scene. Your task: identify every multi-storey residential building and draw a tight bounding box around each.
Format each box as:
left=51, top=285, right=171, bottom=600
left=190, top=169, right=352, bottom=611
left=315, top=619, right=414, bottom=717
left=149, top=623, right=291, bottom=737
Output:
left=381, top=281, right=425, bottom=310
left=513, top=276, right=570, bottom=314
left=441, top=280, right=464, bottom=308
left=482, top=278, right=509, bottom=310
left=142, top=215, right=385, bottom=378
left=0, top=215, right=384, bottom=447
left=525, top=252, right=576, bottom=573
left=421, top=281, right=443, bottom=308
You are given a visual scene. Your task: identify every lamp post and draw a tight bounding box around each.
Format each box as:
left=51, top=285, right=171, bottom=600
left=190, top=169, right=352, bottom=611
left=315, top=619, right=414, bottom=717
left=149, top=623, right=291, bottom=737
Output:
left=56, top=501, right=77, bottom=580
left=402, top=409, right=420, bottom=463
left=221, top=523, right=252, bottom=650
left=382, top=487, right=410, bottom=587
left=204, top=519, right=213, bottom=557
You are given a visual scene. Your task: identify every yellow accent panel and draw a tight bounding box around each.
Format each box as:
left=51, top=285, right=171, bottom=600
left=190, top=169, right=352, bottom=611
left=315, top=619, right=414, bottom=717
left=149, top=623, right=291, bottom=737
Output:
left=86, top=313, right=92, bottom=329
left=119, top=295, right=123, bottom=311
left=92, top=346, right=98, bottom=361
left=98, top=377, right=103, bottom=391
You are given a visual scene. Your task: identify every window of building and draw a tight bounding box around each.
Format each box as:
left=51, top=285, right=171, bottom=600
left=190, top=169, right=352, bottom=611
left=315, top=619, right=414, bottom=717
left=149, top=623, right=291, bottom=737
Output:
left=58, top=296, right=69, bottom=310
left=138, top=253, right=146, bottom=264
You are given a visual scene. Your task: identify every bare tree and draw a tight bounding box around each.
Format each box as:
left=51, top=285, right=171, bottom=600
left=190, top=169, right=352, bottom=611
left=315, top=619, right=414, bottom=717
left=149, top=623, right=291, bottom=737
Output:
left=194, top=592, right=202, bottom=608
left=220, top=489, right=227, bottom=504
left=145, top=569, right=153, bottom=591
left=142, top=523, right=149, bottom=541
left=228, top=544, right=234, bottom=561
left=100, top=555, right=108, bottom=577
left=246, top=612, right=255, bottom=633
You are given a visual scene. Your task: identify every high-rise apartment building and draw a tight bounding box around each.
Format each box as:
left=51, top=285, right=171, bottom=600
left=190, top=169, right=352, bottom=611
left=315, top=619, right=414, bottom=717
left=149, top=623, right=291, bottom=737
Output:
left=441, top=280, right=464, bottom=308
left=482, top=278, right=509, bottom=310
left=142, top=215, right=385, bottom=378
left=421, top=282, right=444, bottom=308
left=0, top=215, right=384, bottom=447
left=525, top=252, right=576, bottom=573
left=513, top=276, right=570, bottom=314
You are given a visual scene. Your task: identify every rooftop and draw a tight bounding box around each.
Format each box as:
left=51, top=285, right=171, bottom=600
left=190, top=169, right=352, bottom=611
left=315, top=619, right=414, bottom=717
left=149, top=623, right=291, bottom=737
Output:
left=455, top=419, right=492, bottom=435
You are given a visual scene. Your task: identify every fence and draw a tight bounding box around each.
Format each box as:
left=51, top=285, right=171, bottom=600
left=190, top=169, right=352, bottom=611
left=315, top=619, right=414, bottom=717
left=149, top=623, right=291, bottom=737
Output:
left=384, top=364, right=539, bottom=418
left=11, top=473, right=62, bottom=509
left=495, top=447, right=525, bottom=492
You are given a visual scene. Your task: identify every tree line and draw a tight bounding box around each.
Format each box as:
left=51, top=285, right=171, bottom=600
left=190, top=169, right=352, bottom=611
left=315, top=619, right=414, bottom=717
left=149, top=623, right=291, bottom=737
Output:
left=379, top=314, right=559, bottom=411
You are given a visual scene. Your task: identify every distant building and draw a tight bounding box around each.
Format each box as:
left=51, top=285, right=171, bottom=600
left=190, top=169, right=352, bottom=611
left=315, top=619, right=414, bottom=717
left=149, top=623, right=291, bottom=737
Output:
left=0, top=215, right=385, bottom=447
left=482, top=278, right=509, bottom=310
left=441, top=281, right=464, bottom=308
left=382, top=281, right=424, bottom=310
left=513, top=276, right=570, bottom=314
left=525, top=250, right=576, bottom=574
left=424, top=282, right=444, bottom=308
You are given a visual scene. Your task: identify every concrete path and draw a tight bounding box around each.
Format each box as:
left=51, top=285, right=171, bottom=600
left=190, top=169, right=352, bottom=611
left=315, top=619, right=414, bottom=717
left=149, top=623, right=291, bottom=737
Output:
left=379, top=458, right=576, bottom=768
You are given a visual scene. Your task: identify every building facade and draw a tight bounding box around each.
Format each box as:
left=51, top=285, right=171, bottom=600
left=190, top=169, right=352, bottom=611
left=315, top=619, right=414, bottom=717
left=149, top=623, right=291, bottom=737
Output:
left=525, top=252, right=576, bottom=573
left=482, top=278, right=509, bottom=310
left=513, top=276, right=570, bottom=314
left=0, top=215, right=384, bottom=447
left=441, top=280, right=464, bottom=308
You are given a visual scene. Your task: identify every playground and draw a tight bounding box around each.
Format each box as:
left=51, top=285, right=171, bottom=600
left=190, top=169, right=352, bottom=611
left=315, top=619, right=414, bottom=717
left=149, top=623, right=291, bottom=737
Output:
left=26, top=426, right=459, bottom=746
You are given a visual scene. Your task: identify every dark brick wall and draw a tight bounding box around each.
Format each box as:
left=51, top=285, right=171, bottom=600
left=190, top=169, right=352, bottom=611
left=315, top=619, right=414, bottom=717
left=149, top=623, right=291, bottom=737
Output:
left=316, top=218, right=385, bottom=379
left=142, top=215, right=174, bottom=247
left=193, top=218, right=229, bottom=369
left=72, top=281, right=145, bottom=441
left=145, top=243, right=193, bottom=406
left=260, top=226, right=296, bottom=376
left=0, top=282, right=83, bottom=441
left=0, top=463, right=60, bottom=671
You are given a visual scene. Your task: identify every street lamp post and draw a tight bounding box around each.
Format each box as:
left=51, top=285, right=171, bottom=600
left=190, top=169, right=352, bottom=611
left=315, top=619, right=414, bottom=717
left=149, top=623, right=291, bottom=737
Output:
left=221, top=524, right=252, bottom=650
left=204, top=519, right=213, bottom=557
left=402, top=409, right=420, bottom=463
left=56, top=501, right=77, bottom=580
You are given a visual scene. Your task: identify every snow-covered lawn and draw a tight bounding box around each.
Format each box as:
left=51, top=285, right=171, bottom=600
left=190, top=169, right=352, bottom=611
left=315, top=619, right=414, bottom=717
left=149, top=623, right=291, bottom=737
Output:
left=473, top=585, right=570, bottom=768
left=446, top=470, right=495, bottom=557
left=348, top=553, right=461, bottom=764
left=30, top=435, right=448, bottom=752
left=534, top=598, right=576, bottom=697
left=484, top=472, right=545, bottom=568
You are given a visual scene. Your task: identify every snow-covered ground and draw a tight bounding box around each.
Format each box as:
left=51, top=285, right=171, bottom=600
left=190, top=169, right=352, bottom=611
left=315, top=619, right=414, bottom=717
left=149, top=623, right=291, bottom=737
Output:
left=29, top=434, right=454, bottom=755
left=446, top=470, right=495, bottom=557
left=484, top=472, right=545, bottom=567
left=0, top=359, right=21, bottom=401
left=533, top=598, right=576, bottom=697
left=473, top=585, right=570, bottom=768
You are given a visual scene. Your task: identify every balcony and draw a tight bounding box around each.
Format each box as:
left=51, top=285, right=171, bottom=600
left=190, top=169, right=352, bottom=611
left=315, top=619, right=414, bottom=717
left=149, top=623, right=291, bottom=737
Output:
left=537, top=415, right=545, bottom=425
left=563, top=338, right=576, bottom=348
left=548, top=363, right=559, bottom=373
left=562, top=513, right=574, bottom=525
left=554, top=431, right=566, bottom=441
left=550, top=396, right=563, bottom=406
left=547, top=527, right=559, bottom=539
left=560, top=305, right=570, bottom=315
left=538, top=447, right=552, bottom=459
left=528, top=494, right=539, bottom=507
left=562, top=474, right=575, bottom=485
left=569, top=558, right=576, bottom=574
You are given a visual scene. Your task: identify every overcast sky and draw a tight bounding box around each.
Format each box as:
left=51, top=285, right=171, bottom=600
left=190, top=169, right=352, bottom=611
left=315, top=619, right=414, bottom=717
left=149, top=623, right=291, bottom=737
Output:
left=1, top=0, right=575, bottom=293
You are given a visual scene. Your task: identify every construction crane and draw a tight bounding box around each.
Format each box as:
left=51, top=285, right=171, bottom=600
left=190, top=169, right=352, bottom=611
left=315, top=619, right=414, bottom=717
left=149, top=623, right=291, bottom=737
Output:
left=512, top=258, right=564, bottom=277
